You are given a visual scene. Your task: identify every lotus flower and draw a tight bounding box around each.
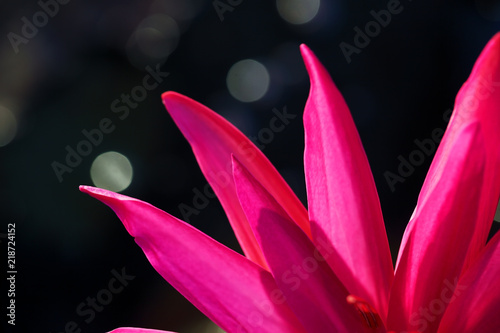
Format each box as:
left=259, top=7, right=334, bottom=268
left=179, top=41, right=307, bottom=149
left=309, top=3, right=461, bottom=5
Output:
left=80, top=33, right=500, bottom=333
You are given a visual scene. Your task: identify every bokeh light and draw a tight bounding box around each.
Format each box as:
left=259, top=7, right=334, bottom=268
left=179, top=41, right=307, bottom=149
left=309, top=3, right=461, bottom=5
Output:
left=475, top=0, right=500, bottom=21
left=226, top=59, right=270, bottom=102
left=0, top=106, right=17, bottom=147
left=127, top=14, right=180, bottom=68
left=276, top=0, right=321, bottom=25
left=90, top=151, right=133, bottom=192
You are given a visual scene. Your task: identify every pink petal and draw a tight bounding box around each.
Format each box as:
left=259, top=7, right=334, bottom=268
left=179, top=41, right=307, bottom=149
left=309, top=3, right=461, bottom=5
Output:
left=161, top=92, right=310, bottom=269
left=388, top=33, right=500, bottom=332
left=109, top=329, right=176, bottom=333
left=232, top=157, right=385, bottom=333
left=301, top=44, right=393, bottom=319
left=452, top=32, right=500, bottom=270
left=80, top=186, right=305, bottom=333
left=437, top=232, right=500, bottom=333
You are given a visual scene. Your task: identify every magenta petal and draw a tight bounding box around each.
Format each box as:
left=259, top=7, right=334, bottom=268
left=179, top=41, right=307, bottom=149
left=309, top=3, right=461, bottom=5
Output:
left=437, top=232, right=500, bottom=333
left=388, top=33, right=500, bottom=333
left=80, top=186, right=305, bottom=333
left=301, top=44, right=393, bottom=319
left=232, top=157, right=384, bottom=333
left=108, top=329, right=176, bottom=333
left=161, top=92, right=310, bottom=269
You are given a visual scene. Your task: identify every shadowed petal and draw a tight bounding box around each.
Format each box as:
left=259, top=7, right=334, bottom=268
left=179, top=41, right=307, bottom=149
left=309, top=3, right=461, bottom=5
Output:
left=301, top=44, right=393, bottom=319
left=109, top=329, right=177, bottom=333
left=161, top=92, right=310, bottom=269
left=437, top=232, right=500, bottom=333
left=388, top=33, right=500, bottom=333
left=80, top=186, right=305, bottom=333
left=233, top=157, right=385, bottom=333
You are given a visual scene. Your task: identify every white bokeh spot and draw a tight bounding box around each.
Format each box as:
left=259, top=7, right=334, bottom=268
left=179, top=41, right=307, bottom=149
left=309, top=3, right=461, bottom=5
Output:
left=90, top=151, right=133, bottom=192
left=226, top=59, right=270, bottom=103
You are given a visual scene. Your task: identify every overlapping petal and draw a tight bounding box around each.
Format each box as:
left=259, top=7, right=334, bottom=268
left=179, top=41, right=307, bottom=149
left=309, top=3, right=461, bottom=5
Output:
left=80, top=186, right=304, bottom=333
left=301, top=44, right=393, bottom=319
left=82, top=34, right=500, bottom=333
left=232, top=157, right=382, bottom=333
left=388, top=124, right=485, bottom=332
left=161, top=92, right=310, bottom=269
left=437, top=232, right=500, bottom=332
left=388, top=33, right=500, bottom=332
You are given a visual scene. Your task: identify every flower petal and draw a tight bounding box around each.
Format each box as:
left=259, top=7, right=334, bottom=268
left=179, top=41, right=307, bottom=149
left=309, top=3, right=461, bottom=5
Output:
left=109, top=329, right=176, bottom=333
left=388, top=33, right=500, bottom=333
left=232, top=157, right=385, bottom=333
left=437, top=232, right=500, bottom=333
left=301, top=44, right=393, bottom=319
left=80, top=186, right=305, bottom=333
left=161, top=92, right=310, bottom=269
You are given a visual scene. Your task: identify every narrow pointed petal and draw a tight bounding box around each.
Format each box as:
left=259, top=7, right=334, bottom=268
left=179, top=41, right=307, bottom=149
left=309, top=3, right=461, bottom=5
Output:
left=388, top=125, right=485, bottom=332
left=162, top=92, right=310, bottom=268
left=233, top=157, right=385, bottom=333
left=388, top=33, right=500, bottom=332
left=301, top=44, right=393, bottom=319
left=109, top=329, right=176, bottom=333
left=80, top=186, right=305, bottom=333
left=437, top=232, right=500, bottom=333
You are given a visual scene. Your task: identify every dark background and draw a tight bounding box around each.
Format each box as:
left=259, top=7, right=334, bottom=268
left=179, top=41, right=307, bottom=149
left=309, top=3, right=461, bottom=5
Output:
left=1, top=0, right=500, bottom=332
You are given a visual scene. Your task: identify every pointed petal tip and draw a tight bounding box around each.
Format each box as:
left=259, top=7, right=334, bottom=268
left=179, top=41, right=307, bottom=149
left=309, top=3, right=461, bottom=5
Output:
left=79, top=184, right=90, bottom=192
left=79, top=185, right=131, bottom=204
left=79, top=185, right=105, bottom=196
left=79, top=185, right=109, bottom=196
left=161, top=91, right=208, bottom=124
left=161, top=91, right=186, bottom=108
left=299, top=43, right=311, bottom=54
left=489, top=31, right=500, bottom=46
left=467, top=32, right=500, bottom=82
left=161, top=90, right=180, bottom=102
left=299, top=44, right=317, bottom=68
left=161, top=91, right=199, bottom=107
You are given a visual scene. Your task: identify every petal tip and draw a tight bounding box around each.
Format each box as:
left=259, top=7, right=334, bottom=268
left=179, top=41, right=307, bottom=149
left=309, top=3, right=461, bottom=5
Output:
left=299, top=43, right=311, bottom=55
left=79, top=185, right=129, bottom=203
left=300, top=44, right=316, bottom=66
left=161, top=90, right=182, bottom=105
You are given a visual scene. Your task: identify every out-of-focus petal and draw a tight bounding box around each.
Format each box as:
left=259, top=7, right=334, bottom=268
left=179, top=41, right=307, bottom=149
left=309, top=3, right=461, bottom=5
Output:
left=161, top=92, right=310, bottom=269
left=233, top=157, right=384, bottom=333
left=108, top=329, right=176, bottom=333
left=388, top=33, right=500, bottom=333
left=301, top=44, right=393, bottom=319
left=80, top=186, right=305, bottom=333
left=437, top=232, right=500, bottom=333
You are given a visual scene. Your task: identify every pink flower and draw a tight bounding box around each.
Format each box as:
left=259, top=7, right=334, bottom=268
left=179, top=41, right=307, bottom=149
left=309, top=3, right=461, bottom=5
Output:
left=80, top=33, right=500, bottom=333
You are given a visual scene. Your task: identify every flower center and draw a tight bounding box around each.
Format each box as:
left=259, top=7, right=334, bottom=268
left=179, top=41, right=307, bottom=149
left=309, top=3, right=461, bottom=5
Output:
left=346, top=295, right=381, bottom=329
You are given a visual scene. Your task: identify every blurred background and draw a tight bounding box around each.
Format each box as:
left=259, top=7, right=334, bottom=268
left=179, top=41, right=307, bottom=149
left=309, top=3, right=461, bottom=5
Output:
left=1, top=0, right=500, bottom=332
